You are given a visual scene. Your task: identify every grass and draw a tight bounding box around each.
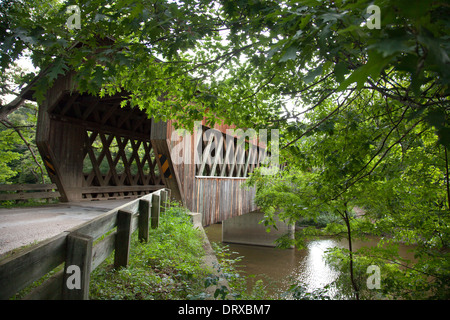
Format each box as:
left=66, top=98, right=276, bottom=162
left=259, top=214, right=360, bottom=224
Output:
left=89, top=204, right=211, bottom=300
left=4, top=201, right=271, bottom=300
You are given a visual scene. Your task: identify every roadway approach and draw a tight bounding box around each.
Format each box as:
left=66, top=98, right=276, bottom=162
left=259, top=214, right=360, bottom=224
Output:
left=0, top=200, right=129, bottom=256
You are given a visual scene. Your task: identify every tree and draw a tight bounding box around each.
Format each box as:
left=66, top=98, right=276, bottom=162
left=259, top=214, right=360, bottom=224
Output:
left=246, top=88, right=450, bottom=299
left=0, top=103, right=47, bottom=184
left=2, top=1, right=448, bottom=132
left=2, top=0, right=448, bottom=179
left=0, top=61, right=47, bottom=185
left=1, top=0, right=449, bottom=298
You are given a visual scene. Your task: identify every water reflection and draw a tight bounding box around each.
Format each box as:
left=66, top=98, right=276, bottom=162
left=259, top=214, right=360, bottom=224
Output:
left=293, top=240, right=341, bottom=293
left=205, top=223, right=342, bottom=297
left=205, top=223, right=417, bottom=299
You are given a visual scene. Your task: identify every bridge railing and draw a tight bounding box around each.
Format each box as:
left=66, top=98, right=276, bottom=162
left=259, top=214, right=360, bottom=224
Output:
left=195, top=125, right=267, bottom=178
left=0, top=184, right=60, bottom=201
left=0, top=188, right=170, bottom=300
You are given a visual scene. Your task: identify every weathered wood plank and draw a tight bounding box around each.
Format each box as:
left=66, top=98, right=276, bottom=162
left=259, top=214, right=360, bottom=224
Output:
left=62, top=233, right=93, bottom=300
left=131, top=213, right=139, bottom=234
left=160, top=190, right=168, bottom=215
left=137, top=199, right=150, bottom=243
left=114, top=210, right=133, bottom=269
left=71, top=211, right=118, bottom=241
left=151, top=118, right=184, bottom=204
left=46, top=72, right=76, bottom=111
left=0, top=191, right=60, bottom=201
left=151, top=194, right=160, bottom=229
left=0, top=184, right=57, bottom=191
left=0, top=232, right=68, bottom=300
left=193, top=176, right=258, bottom=225
left=91, top=232, right=116, bottom=271
left=48, top=121, right=85, bottom=202
left=80, top=185, right=164, bottom=194
left=50, top=114, right=151, bottom=141
left=1, top=189, right=163, bottom=299
left=23, top=269, right=64, bottom=300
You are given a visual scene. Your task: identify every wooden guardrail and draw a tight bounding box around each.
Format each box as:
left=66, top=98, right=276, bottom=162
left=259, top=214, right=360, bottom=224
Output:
left=0, top=188, right=170, bottom=300
left=0, top=184, right=60, bottom=201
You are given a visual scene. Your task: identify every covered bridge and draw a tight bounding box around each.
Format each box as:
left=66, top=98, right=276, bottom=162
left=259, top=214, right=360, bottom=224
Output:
left=17, top=69, right=272, bottom=226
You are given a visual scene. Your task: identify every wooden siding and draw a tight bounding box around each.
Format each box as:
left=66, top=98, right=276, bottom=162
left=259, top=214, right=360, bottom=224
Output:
left=194, top=177, right=257, bottom=226
left=165, top=120, right=261, bottom=225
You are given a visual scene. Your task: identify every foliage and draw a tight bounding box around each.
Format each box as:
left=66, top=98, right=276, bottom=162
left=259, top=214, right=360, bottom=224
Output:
left=2, top=1, right=448, bottom=136
left=325, top=242, right=450, bottom=300
left=0, top=122, right=22, bottom=181
left=0, top=59, right=48, bottom=186
left=282, top=282, right=332, bottom=300
left=2, top=0, right=449, bottom=300
left=246, top=147, right=450, bottom=299
left=90, top=204, right=208, bottom=300
left=0, top=102, right=48, bottom=184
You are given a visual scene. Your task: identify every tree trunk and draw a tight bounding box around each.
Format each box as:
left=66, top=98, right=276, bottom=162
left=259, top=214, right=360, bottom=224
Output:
left=343, top=206, right=359, bottom=300
left=445, top=146, right=450, bottom=212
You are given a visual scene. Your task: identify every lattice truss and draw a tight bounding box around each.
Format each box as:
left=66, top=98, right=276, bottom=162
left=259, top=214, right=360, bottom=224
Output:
left=47, top=92, right=164, bottom=200
left=81, top=130, right=162, bottom=199
left=195, top=127, right=268, bottom=177
left=49, top=93, right=151, bottom=139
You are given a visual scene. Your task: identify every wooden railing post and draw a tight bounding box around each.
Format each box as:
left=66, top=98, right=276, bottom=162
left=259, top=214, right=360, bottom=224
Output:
left=160, top=190, right=168, bottom=214
left=166, top=188, right=172, bottom=205
left=114, top=210, right=133, bottom=270
left=0, top=183, right=60, bottom=201
left=62, top=232, right=93, bottom=300
left=138, top=199, right=151, bottom=243
left=151, top=194, right=160, bottom=229
left=0, top=189, right=173, bottom=300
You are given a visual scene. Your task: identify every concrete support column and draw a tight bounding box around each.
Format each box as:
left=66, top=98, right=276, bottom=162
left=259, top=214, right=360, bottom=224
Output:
left=222, top=211, right=295, bottom=248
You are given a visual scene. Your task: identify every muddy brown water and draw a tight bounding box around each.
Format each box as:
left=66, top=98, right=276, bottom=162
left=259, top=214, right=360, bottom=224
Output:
left=204, top=223, right=417, bottom=298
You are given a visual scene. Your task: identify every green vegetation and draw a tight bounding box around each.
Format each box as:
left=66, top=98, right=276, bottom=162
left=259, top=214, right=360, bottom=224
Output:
left=89, top=204, right=271, bottom=300
left=247, top=162, right=450, bottom=299
left=89, top=204, right=209, bottom=300
left=1, top=0, right=449, bottom=300
left=0, top=99, right=47, bottom=185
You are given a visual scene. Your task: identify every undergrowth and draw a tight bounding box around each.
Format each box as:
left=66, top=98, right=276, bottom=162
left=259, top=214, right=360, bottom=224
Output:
left=89, top=204, right=209, bottom=300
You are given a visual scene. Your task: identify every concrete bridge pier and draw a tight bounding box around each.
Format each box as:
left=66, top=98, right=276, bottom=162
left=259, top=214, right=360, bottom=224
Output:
left=222, top=211, right=295, bottom=248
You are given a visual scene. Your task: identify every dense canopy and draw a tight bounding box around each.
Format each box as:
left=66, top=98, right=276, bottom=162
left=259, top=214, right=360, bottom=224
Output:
left=1, top=0, right=449, bottom=299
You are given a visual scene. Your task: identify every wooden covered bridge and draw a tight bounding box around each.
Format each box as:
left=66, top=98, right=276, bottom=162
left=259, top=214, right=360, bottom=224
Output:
left=19, top=70, right=273, bottom=226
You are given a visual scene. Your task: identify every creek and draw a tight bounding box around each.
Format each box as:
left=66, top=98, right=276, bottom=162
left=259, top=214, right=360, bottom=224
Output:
left=204, top=223, right=417, bottom=298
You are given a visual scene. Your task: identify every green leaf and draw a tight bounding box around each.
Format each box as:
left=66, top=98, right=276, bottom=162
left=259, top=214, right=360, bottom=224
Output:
left=396, top=54, right=419, bottom=73
left=425, top=109, right=446, bottom=128
left=437, top=127, right=450, bottom=149
left=319, top=12, right=347, bottom=23
left=368, top=37, right=414, bottom=58
left=304, top=65, right=323, bottom=83
left=334, top=62, right=349, bottom=84
left=337, top=50, right=394, bottom=91
left=279, top=44, right=298, bottom=62
left=46, top=58, right=68, bottom=83
left=418, top=33, right=450, bottom=66
left=92, top=66, right=104, bottom=88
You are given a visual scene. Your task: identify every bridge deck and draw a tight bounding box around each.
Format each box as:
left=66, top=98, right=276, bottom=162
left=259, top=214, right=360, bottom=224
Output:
left=0, top=200, right=129, bottom=256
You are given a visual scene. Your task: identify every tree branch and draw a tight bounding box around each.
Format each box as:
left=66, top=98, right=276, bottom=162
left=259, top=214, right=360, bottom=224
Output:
left=332, top=118, right=424, bottom=200
left=0, top=119, right=46, bottom=184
